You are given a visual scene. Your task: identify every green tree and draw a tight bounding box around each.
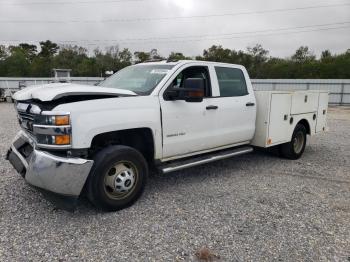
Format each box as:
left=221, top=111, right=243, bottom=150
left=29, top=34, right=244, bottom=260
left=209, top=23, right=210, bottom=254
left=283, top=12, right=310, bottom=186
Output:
left=292, top=46, right=316, bottom=63
left=321, top=50, right=332, bottom=61
left=39, top=40, right=59, bottom=58
left=0, top=45, right=8, bottom=76
left=167, top=52, right=190, bottom=60
left=200, top=45, right=232, bottom=63
left=29, top=40, right=59, bottom=76
left=150, top=49, right=164, bottom=60
left=4, top=46, right=31, bottom=76
left=0, top=45, right=8, bottom=60
left=93, top=46, right=132, bottom=76
left=134, top=51, right=150, bottom=63
left=246, top=44, right=269, bottom=78
left=18, top=43, right=37, bottom=62
left=54, top=45, right=90, bottom=75
left=0, top=41, right=349, bottom=79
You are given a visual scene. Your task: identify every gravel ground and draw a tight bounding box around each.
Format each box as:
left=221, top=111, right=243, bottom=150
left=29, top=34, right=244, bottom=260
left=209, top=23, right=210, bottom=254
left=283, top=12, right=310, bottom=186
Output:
left=0, top=103, right=349, bottom=261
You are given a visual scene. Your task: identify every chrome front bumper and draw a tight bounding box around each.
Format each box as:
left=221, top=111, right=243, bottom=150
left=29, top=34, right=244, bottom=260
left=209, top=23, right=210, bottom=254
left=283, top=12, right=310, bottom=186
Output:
left=7, top=131, right=93, bottom=200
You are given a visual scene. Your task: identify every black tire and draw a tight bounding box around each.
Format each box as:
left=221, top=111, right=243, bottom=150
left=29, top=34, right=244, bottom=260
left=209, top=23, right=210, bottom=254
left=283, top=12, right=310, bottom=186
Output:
left=86, top=145, right=148, bottom=211
left=279, top=123, right=307, bottom=160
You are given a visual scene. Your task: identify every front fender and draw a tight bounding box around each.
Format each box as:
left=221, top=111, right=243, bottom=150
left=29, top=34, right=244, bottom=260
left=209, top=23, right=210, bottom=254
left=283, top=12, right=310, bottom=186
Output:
left=54, top=96, right=163, bottom=159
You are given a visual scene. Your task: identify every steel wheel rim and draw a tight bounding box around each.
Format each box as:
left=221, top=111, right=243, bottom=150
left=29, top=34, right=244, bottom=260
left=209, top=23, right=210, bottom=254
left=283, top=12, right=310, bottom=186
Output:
left=293, top=131, right=304, bottom=154
left=104, top=161, right=138, bottom=200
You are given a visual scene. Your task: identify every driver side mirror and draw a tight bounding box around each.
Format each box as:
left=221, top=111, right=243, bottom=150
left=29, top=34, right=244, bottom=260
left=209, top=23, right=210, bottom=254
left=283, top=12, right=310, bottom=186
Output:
left=165, top=78, right=205, bottom=102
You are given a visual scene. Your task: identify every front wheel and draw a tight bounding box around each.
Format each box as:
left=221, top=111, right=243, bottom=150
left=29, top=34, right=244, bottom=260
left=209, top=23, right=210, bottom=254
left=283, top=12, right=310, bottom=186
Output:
left=279, top=123, right=307, bottom=160
left=86, top=145, right=148, bottom=211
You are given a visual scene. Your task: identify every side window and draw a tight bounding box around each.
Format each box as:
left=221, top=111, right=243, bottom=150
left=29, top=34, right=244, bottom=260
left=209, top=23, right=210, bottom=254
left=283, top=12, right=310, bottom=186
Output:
left=215, top=67, right=248, bottom=97
left=170, top=66, right=212, bottom=97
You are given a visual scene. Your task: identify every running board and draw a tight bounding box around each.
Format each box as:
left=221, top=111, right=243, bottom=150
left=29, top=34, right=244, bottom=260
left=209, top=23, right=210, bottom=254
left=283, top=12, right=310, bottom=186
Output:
left=159, top=146, right=253, bottom=174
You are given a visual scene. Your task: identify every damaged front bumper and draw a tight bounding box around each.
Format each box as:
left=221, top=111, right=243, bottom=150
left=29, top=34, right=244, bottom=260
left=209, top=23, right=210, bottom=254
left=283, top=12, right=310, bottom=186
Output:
left=6, top=130, right=94, bottom=210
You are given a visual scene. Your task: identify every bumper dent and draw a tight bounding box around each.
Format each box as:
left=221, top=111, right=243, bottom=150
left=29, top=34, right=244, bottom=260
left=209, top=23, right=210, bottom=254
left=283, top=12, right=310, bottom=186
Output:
left=7, top=131, right=93, bottom=198
left=26, top=149, right=93, bottom=196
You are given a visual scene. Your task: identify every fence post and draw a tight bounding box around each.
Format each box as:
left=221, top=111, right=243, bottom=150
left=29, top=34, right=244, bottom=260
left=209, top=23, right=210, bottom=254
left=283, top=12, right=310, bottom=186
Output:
left=306, top=83, right=310, bottom=90
left=340, top=83, right=345, bottom=105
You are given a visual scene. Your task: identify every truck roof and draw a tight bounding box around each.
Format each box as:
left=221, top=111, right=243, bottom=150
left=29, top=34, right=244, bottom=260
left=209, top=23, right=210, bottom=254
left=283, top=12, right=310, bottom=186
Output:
left=136, top=60, right=244, bottom=68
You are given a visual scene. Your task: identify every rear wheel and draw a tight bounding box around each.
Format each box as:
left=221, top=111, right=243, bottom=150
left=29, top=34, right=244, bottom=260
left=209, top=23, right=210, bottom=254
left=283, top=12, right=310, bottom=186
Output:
left=86, top=145, right=148, bottom=211
left=279, top=123, right=307, bottom=160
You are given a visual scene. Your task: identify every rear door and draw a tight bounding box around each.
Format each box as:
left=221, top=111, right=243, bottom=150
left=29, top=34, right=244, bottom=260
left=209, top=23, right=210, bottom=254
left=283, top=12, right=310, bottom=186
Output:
left=208, top=65, right=256, bottom=146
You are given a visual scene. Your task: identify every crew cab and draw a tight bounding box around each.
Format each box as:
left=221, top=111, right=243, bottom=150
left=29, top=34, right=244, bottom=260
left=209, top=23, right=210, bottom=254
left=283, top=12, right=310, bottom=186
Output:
left=6, top=60, right=329, bottom=211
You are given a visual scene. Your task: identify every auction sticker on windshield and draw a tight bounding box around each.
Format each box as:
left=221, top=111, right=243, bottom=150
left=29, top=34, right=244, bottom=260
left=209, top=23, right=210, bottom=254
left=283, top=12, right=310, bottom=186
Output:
left=150, top=69, right=170, bottom=74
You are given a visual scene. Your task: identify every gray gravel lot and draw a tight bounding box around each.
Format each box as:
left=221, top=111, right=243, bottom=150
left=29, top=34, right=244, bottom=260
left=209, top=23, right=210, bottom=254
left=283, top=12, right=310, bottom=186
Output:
left=0, top=103, right=349, bottom=261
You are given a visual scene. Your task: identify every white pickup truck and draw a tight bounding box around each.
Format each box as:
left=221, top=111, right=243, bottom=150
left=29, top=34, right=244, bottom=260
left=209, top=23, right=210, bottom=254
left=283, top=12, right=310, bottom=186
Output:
left=6, top=60, right=329, bottom=211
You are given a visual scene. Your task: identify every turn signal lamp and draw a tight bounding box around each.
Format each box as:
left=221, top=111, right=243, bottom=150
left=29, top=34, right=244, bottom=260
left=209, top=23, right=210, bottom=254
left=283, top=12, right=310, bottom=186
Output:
left=55, top=135, right=71, bottom=145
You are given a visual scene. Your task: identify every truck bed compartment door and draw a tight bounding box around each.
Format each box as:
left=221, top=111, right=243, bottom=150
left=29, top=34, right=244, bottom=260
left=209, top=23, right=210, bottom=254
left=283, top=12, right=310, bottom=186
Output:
left=316, top=92, right=329, bottom=132
left=291, top=91, right=318, bottom=114
left=268, top=93, right=292, bottom=145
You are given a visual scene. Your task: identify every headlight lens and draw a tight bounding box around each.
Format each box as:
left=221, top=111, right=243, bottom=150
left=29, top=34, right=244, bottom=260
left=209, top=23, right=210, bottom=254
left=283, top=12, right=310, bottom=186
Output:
left=35, top=114, right=70, bottom=126
left=33, top=112, right=71, bottom=148
left=36, top=134, right=71, bottom=146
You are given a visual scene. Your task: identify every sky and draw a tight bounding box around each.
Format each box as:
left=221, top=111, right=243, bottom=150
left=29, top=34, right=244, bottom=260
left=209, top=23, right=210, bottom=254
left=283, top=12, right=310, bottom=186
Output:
left=0, top=0, right=349, bottom=58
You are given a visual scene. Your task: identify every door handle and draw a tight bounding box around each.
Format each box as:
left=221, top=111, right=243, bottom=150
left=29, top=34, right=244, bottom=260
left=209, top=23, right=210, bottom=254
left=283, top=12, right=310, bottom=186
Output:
left=206, top=105, right=218, bottom=110
left=246, top=102, right=255, bottom=107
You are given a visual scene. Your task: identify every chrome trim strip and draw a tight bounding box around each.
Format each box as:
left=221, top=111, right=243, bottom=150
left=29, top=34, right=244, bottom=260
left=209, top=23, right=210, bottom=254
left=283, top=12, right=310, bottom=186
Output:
left=33, top=124, right=71, bottom=135
left=36, top=143, right=72, bottom=150
left=161, top=147, right=253, bottom=174
left=41, top=111, right=70, bottom=116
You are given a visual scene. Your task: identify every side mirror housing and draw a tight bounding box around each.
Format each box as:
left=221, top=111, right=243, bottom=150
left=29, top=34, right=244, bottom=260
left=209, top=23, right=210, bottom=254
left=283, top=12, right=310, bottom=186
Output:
left=165, top=78, right=205, bottom=102
left=183, top=78, right=205, bottom=102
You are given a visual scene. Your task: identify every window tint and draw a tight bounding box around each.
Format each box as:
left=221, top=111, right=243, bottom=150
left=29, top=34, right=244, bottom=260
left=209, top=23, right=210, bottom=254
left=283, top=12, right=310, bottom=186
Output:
left=215, top=67, right=248, bottom=97
left=171, top=66, right=211, bottom=97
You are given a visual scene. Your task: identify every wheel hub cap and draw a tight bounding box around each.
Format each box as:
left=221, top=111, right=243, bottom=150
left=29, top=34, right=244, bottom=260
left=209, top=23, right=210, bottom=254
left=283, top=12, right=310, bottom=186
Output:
left=293, top=131, right=304, bottom=154
left=114, top=170, right=135, bottom=193
left=104, top=162, right=137, bottom=198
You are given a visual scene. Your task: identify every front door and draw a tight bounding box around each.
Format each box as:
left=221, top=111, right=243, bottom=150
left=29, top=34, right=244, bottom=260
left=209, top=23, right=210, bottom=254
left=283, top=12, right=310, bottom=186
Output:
left=160, top=65, right=220, bottom=159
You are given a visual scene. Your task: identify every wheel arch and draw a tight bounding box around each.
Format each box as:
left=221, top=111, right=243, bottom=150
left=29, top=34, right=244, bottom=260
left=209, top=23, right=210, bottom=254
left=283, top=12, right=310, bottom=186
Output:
left=297, top=119, right=311, bottom=135
left=90, top=128, right=155, bottom=165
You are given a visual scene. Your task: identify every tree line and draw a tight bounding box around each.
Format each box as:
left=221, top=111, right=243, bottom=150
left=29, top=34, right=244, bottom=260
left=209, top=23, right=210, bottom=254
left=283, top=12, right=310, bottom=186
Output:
left=0, top=40, right=349, bottom=78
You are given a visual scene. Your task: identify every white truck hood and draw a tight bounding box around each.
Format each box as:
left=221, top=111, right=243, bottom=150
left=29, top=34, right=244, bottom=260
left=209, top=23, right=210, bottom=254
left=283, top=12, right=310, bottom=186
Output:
left=13, top=83, right=137, bottom=102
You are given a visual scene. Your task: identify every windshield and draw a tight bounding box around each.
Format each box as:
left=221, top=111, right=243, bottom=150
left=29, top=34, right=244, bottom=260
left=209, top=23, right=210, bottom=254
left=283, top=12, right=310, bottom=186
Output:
left=99, top=64, right=174, bottom=95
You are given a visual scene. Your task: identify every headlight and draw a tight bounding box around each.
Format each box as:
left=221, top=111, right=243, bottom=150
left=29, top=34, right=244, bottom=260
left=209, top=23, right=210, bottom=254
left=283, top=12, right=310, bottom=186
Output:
left=35, top=114, right=70, bottom=126
left=36, top=134, right=71, bottom=146
left=33, top=111, right=71, bottom=148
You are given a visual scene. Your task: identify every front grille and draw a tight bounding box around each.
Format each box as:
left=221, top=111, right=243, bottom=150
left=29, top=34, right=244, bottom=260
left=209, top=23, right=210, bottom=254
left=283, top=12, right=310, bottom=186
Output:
left=18, top=111, right=35, bottom=134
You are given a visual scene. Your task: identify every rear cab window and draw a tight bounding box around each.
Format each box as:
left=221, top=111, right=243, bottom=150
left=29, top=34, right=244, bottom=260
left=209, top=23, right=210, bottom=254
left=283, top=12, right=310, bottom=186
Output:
left=215, top=67, right=248, bottom=97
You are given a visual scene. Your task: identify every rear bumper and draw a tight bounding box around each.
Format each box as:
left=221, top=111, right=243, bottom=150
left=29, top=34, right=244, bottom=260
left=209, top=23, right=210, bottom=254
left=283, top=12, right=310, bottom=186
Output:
left=6, top=131, right=94, bottom=209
